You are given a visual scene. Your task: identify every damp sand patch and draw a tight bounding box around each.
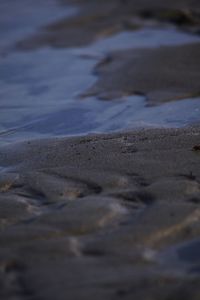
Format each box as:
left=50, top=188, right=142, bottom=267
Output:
left=83, top=42, right=200, bottom=104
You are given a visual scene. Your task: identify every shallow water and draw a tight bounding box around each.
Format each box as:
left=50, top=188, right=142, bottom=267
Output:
left=84, top=26, right=200, bottom=52
left=1, top=95, right=200, bottom=144
left=0, top=0, right=200, bottom=145
left=152, top=237, right=200, bottom=276
left=0, top=0, right=77, bottom=51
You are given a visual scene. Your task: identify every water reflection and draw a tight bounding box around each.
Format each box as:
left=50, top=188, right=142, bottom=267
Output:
left=154, top=238, right=200, bottom=276
left=0, top=1, right=200, bottom=145
left=1, top=95, right=200, bottom=144
left=0, top=0, right=77, bottom=51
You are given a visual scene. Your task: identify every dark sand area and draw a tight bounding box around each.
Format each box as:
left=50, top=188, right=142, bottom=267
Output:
left=15, top=0, right=200, bottom=50
left=1, top=127, right=200, bottom=299
left=82, top=43, right=200, bottom=104
left=1, top=0, right=200, bottom=299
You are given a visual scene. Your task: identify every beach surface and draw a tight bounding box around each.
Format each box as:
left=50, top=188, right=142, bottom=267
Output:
left=1, top=127, right=200, bottom=299
left=0, top=0, right=200, bottom=299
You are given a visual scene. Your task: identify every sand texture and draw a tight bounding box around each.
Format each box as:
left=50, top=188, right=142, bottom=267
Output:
left=1, top=127, right=200, bottom=299
left=82, top=43, right=200, bottom=104
left=1, top=0, right=200, bottom=299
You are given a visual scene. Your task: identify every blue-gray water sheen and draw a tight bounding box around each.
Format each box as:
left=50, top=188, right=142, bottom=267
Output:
left=0, top=1, right=200, bottom=145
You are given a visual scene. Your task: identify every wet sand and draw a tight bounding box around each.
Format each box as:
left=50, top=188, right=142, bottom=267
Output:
left=82, top=43, right=200, bottom=104
left=1, top=0, right=200, bottom=299
left=1, top=127, right=200, bottom=299
left=15, top=0, right=200, bottom=50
